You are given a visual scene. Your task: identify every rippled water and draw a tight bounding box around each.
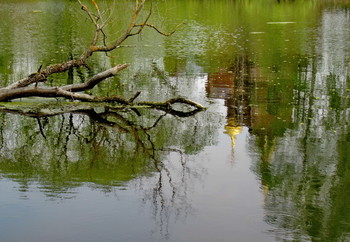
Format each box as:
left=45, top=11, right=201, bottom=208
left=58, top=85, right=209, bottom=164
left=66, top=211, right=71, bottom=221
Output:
left=0, top=0, right=350, bottom=241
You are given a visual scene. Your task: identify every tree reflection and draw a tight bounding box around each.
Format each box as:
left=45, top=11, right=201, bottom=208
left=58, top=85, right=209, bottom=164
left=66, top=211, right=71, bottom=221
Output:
left=0, top=102, right=205, bottom=190
left=0, top=100, right=214, bottom=238
left=204, top=7, right=350, bottom=240
left=246, top=9, right=350, bottom=242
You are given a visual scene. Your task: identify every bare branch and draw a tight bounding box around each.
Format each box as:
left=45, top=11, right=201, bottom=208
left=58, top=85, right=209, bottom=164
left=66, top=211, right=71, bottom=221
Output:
left=130, top=0, right=153, bottom=36
left=2, top=59, right=85, bottom=90
left=62, top=64, right=128, bottom=92
left=78, top=0, right=99, bottom=27
left=134, top=22, right=185, bottom=36
left=0, top=86, right=130, bottom=103
left=0, top=0, right=204, bottom=117
left=128, top=91, right=141, bottom=103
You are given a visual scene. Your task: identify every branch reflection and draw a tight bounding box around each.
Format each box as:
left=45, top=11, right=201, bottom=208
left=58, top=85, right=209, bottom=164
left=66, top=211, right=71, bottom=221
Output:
left=0, top=102, right=207, bottom=224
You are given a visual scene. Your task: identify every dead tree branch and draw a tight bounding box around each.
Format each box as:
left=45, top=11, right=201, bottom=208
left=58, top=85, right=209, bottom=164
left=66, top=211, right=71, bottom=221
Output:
left=0, top=98, right=205, bottom=118
left=0, top=0, right=202, bottom=116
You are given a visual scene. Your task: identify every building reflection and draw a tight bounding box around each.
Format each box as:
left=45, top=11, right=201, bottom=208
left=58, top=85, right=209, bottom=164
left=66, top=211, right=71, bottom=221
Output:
left=206, top=56, right=259, bottom=148
left=204, top=8, right=350, bottom=241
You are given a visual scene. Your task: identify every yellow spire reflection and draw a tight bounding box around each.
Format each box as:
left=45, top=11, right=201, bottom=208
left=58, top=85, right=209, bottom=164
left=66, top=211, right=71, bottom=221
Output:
left=224, top=118, right=243, bottom=148
left=262, top=185, right=269, bottom=198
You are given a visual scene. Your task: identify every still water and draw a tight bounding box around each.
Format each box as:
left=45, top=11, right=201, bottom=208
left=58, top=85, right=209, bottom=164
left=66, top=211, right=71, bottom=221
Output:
left=0, top=0, right=350, bottom=241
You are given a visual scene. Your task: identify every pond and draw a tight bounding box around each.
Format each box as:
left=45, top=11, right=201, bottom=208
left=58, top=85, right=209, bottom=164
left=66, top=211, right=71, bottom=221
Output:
left=0, top=0, right=350, bottom=241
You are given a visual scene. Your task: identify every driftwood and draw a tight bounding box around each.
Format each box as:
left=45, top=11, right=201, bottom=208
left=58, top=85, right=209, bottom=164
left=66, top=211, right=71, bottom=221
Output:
left=0, top=0, right=203, bottom=114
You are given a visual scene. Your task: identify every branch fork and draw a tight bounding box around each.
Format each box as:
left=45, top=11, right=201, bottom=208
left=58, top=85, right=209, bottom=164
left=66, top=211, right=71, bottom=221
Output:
left=0, top=0, right=203, bottom=116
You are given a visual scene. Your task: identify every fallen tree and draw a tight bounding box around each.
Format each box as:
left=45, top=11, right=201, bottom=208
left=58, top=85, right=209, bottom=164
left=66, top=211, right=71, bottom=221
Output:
left=0, top=0, right=205, bottom=114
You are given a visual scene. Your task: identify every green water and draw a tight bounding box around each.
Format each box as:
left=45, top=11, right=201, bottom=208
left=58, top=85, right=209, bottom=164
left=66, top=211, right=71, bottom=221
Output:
left=0, top=0, right=350, bottom=241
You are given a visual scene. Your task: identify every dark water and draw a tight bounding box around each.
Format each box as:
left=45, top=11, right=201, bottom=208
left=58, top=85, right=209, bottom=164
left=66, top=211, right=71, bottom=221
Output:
left=0, top=0, right=350, bottom=241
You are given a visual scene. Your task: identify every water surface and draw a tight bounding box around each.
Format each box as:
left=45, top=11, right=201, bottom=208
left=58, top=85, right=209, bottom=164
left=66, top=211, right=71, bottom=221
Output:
left=0, top=0, right=350, bottom=241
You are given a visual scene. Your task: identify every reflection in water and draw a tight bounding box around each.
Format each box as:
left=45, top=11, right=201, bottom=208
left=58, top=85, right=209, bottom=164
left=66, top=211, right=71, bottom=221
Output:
left=258, top=9, right=350, bottom=241
left=207, top=56, right=256, bottom=149
left=1, top=0, right=350, bottom=241
left=0, top=102, right=207, bottom=195
left=0, top=100, right=218, bottom=240
left=224, top=118, right=243, bottom=149
left=207, top=54, right=263, bottom=150
left=205, top=8, right=350, bottom=241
